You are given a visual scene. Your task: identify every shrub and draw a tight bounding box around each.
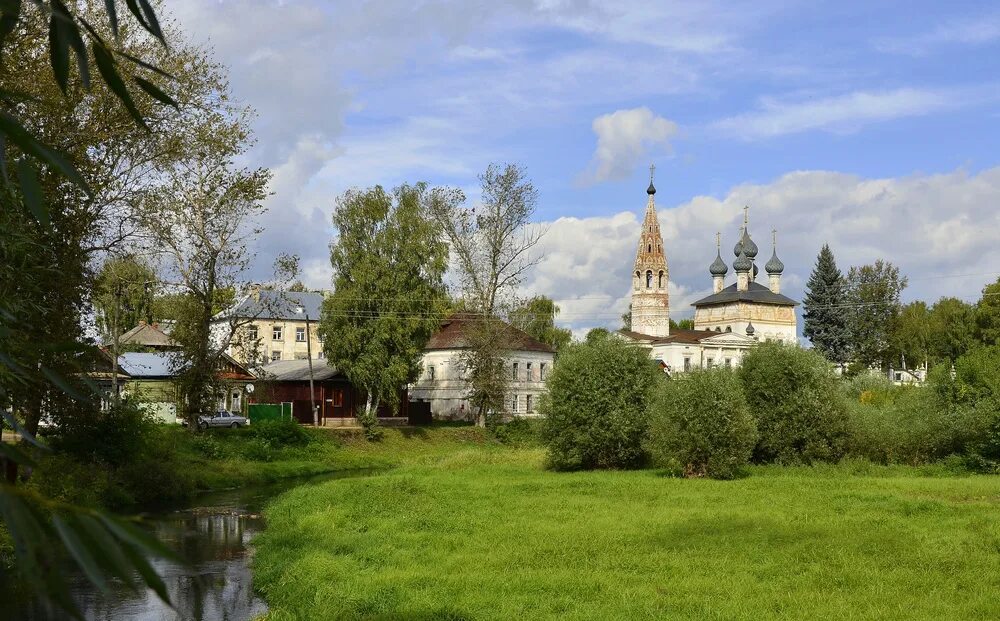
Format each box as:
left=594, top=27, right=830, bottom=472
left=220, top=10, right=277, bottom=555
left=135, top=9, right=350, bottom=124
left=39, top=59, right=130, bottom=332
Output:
left=540, top=337, right=661, bottom=470
left=932, top=346, right=1000, bottom=471
left=247, top=419, right=313, bottom=447
left=646, top=368, right=757, bottom=479
left=842, top=373, right=898, bottom=407
left=490, top=418, right=542, bottom=446
left=739, top=341, right=850, bottom=464
left=356, top=407, right=384, bottom=442
left=48, top=397, right=157, bottom=467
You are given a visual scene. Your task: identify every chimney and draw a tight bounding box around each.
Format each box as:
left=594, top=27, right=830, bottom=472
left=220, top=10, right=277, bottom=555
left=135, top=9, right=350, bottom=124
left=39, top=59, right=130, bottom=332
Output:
left=251, top=283, right=261, bottom=303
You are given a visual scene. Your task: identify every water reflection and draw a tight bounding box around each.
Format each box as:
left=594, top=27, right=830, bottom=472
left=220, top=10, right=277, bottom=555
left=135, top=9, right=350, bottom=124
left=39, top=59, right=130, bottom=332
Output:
left=6, top=471, right=375, bottom=620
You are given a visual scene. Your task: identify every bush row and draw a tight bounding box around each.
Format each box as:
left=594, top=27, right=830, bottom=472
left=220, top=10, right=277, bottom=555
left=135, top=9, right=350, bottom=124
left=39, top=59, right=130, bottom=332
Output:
left=541, top=338, right=1000, bottom=478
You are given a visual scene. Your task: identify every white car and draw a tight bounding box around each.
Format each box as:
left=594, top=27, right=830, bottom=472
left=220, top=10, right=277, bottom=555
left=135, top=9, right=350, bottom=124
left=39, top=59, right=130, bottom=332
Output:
left=182, top=410, right=250, bottom=429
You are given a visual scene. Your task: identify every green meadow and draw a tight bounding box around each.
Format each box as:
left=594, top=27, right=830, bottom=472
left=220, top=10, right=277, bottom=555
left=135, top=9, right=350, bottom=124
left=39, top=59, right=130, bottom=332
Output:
left=252, top=427, right=1000, bottom=620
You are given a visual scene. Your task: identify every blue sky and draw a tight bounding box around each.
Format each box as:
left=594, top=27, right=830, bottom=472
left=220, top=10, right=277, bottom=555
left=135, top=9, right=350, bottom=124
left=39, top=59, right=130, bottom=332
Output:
left=173, top=0, right=1000, bottom=335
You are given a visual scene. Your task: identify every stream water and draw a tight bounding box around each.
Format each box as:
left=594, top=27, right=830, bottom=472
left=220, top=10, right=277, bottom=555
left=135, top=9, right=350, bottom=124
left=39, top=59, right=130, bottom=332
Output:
left=5, top=470, right=371, bottom=620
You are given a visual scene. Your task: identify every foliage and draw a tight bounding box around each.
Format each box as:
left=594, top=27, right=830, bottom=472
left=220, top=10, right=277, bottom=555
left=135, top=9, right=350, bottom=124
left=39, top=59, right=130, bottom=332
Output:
left=802, top=244, right=850, bottom=365
left=891, top=301, right=930, bottom=370
left=253, top=437, right=1000, bottom=620
left=739, top=342, right=850, bottom=464
left=584, top=327, right=611, bottom=344
left=246, top=420, right=313, bottom=447
left=845, top=260, right=908, bottom=370
left=93, top=255, right=157, bottom=344
left=976, top=278, right=1000, bottom=346
left=356, top=407, right=385, bottom=442
left=151, top=288, right=236, bottom=321
left=539, top=337, right=660, bottom=470
left=509, top=296, right=572, bottom=352
left=930, top=345, right=1000, bottom=471
left=670, top=318, right=695, bottom=330
left=138, top=95, right=271, bottom=424
left=46, top=398, right=155, bottom=468
left=646, top=368, right=757, bottom=479
left=428, top=163, right=543, bottom=426
left=320, top=183, right=450, bottom=423
left=489, top=418, right=542, bottom=447
left=927, top=297, right=978, bottom=363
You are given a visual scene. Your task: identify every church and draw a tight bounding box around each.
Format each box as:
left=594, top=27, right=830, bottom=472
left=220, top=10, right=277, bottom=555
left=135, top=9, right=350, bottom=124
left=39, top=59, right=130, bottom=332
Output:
left=618, top=168, right=798, bottom=374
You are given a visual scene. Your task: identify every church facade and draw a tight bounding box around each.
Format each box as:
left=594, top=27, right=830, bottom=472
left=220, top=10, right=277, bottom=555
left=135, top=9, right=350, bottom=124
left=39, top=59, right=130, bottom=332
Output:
left=619, top=170, right=798, bottom=374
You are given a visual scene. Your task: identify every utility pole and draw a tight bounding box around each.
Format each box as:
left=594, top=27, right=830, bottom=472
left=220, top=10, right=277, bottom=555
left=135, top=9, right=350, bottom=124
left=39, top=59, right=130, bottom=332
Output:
left=111, top=281, right=122, bottom=406
left=305, top=311, right=317, bottom=426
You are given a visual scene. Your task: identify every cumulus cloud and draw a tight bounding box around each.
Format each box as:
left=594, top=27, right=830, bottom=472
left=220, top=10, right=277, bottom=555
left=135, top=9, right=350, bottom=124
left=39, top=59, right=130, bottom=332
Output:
left=579, top=108, right=678, bottom=185
left=713, top=88, right=965, bottom=139
left=522, top=166, right=1000, bottom=336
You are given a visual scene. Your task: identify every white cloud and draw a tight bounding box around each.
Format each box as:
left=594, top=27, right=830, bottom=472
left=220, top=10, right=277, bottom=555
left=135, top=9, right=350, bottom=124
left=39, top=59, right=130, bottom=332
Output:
left=875, top=14, right=1000, bottom=55
left=579, top=108, right=678, bottom=185
left=713, top=88, right=964, bottom=139
left=522, top=166, right=1000, bottom=335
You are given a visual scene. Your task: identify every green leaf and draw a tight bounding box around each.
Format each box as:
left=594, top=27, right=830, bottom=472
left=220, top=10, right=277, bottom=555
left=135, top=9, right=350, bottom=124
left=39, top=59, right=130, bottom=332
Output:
left=15, top=158, right=47, bottom=226
left=0, top=111, right=90, bottom=192
left=103, top=0, right=119, bottom=37
left=133, top=76, right=177, bottom=108
left=91, top=41, right=147, bottom=130
left=98, top=513, right=183, bottom=563
left=77, top=514, right=139, bottom=589
left=115, top=49, right=176, bottom=79
left=136, top=0, right=165, bottom=45
left=121, top=540, right=173, bottom=604
left=62, top=3, right=91, bottom=90
left=0, top=441, right=38, bottom=468
left=1, top=408, right=47, bottom=449
left=40, top=365, right=95, bottom=403
left=48, top=10, right=70, bottom=94
left=0, top=0, right=20, bottom=51
left=52, top=514, right=110, bottom=593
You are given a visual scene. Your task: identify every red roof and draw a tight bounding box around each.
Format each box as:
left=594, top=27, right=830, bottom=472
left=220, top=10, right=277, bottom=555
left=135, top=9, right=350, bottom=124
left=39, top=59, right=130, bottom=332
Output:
left=618, top=327, right=722, bottom=345
left=425, top=313, right=556, bottom=353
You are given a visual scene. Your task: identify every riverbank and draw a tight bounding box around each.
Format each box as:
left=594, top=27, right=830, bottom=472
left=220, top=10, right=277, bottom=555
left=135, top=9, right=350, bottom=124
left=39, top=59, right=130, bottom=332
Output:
left=253, top=427, right=1000, bottom=620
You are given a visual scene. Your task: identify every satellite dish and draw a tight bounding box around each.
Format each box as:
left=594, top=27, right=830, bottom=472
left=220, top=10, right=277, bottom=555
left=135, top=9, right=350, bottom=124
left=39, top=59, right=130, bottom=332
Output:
left=245, top=384, right=255, bottom=394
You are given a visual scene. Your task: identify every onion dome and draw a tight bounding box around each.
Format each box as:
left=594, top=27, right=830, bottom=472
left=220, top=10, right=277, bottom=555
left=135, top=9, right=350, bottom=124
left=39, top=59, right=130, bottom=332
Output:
left=765, top=248, right=784, bottom=274
left=746, top=321, right=756, bottom=337
left=647, top=181, right=656, bottom=195
left=733, top=249, right=752, bottom=272
left=752, top=263, right=759, bottom=280
left=733, top=234, right=743, bottom=257
left=710, top=250, right=728, bottom=276
left=740, top=228, right=758, bottom=260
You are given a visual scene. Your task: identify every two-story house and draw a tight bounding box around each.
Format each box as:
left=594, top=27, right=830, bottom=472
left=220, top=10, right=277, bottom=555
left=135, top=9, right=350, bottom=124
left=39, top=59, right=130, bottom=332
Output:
left=212, top=288, right=325, bottom=365
left=410, top=314, right=556, bottom=420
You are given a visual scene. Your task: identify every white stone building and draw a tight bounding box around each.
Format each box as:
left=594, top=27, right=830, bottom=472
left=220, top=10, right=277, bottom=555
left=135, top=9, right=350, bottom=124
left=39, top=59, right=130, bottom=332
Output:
left=409, top=314, right=556, bottom=420
left=212, top=289, right=325, bottom=366
left=619, top=171, right=798, bottom=373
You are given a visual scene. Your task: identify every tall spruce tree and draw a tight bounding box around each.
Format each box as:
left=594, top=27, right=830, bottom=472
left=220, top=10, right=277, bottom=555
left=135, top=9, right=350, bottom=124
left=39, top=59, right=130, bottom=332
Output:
left=803, top=245, right=850, bottom=365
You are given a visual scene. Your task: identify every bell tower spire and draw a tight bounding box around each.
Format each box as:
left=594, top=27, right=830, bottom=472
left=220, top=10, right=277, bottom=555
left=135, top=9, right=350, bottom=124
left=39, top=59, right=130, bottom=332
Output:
left=631, top=163, right=670, bottom=337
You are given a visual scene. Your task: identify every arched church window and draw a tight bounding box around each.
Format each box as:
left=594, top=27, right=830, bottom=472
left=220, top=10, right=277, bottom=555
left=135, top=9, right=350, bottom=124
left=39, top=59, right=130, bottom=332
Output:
left=646, top=270, right=653, bottom=288
left=634, top=271, right=640, bottom=290
left=725, top=326, right=732, bottom=332
left=658, top=271, right=665, bottom=288
left=647, top=243, right=652, bottom=253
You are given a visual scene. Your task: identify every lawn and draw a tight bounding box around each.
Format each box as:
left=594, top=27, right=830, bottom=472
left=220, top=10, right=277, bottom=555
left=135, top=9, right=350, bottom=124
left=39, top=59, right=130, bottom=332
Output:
left=253, top=428, right=1000, bottom=620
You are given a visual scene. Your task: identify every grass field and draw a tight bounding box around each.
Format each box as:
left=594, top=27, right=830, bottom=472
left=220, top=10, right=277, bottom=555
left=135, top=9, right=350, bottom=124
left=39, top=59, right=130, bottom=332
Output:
left=253, top=427, right=1000, bottom=620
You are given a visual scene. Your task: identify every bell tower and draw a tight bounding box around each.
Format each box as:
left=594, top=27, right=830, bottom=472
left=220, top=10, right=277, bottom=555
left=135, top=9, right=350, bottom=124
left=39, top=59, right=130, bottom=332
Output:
left=631, top=164, right=670, bottom=337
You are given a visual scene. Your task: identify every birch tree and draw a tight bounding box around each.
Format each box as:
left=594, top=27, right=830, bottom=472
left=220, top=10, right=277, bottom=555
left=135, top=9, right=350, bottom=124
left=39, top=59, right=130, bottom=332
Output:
left=320, top=184, right=450, bottom=429
left=428, top=163, right=544, bottom=426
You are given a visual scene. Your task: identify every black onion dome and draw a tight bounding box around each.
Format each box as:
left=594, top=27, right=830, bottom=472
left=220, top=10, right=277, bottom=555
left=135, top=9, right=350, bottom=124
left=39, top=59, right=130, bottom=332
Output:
left=740, top=229, right=758, bottom=259
left=647, top=181, right=656, bottom=195
left=766, top=249, right=784, bottom=274
left=710, top=250, right=728, bottom=276
left=752, top=263, right=759, bottom=280
left=733, top=249, right=752, bottom=272
left=733, top=237, right=743, bottom=257
left=746, top=321, right=755, bottom=337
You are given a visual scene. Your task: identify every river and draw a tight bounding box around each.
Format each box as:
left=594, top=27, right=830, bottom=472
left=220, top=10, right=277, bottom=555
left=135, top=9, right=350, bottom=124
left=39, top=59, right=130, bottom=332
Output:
left=5, top=470, right=372, bottom=620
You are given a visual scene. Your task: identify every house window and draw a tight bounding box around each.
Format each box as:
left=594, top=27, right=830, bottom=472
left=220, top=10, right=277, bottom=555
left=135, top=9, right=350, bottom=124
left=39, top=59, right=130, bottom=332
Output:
left=526, top=362, right=533, bottom=381
left=512, top=362, right=519, bottom=381
left=296, top=327, right=306, bottom=342
left=511, top=394, right=519, bottom=413
left=540, top=363, right=547, bottom=381
left=271, top=351, right=281, bottom=361
left=317, top=350, right=325, bottom=359
left=247, top=325, right=258, bottom=340
left=683, top=357, right=691, bottom=372
left=272, top=326, right=283, bottom=340
left=725, top=358, right=732, bottom=368
left=526, top=394, right=533, bottom=412
left=707, top=357, right=714, bottom=368
left=428, top=365, right=436, bottom=381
